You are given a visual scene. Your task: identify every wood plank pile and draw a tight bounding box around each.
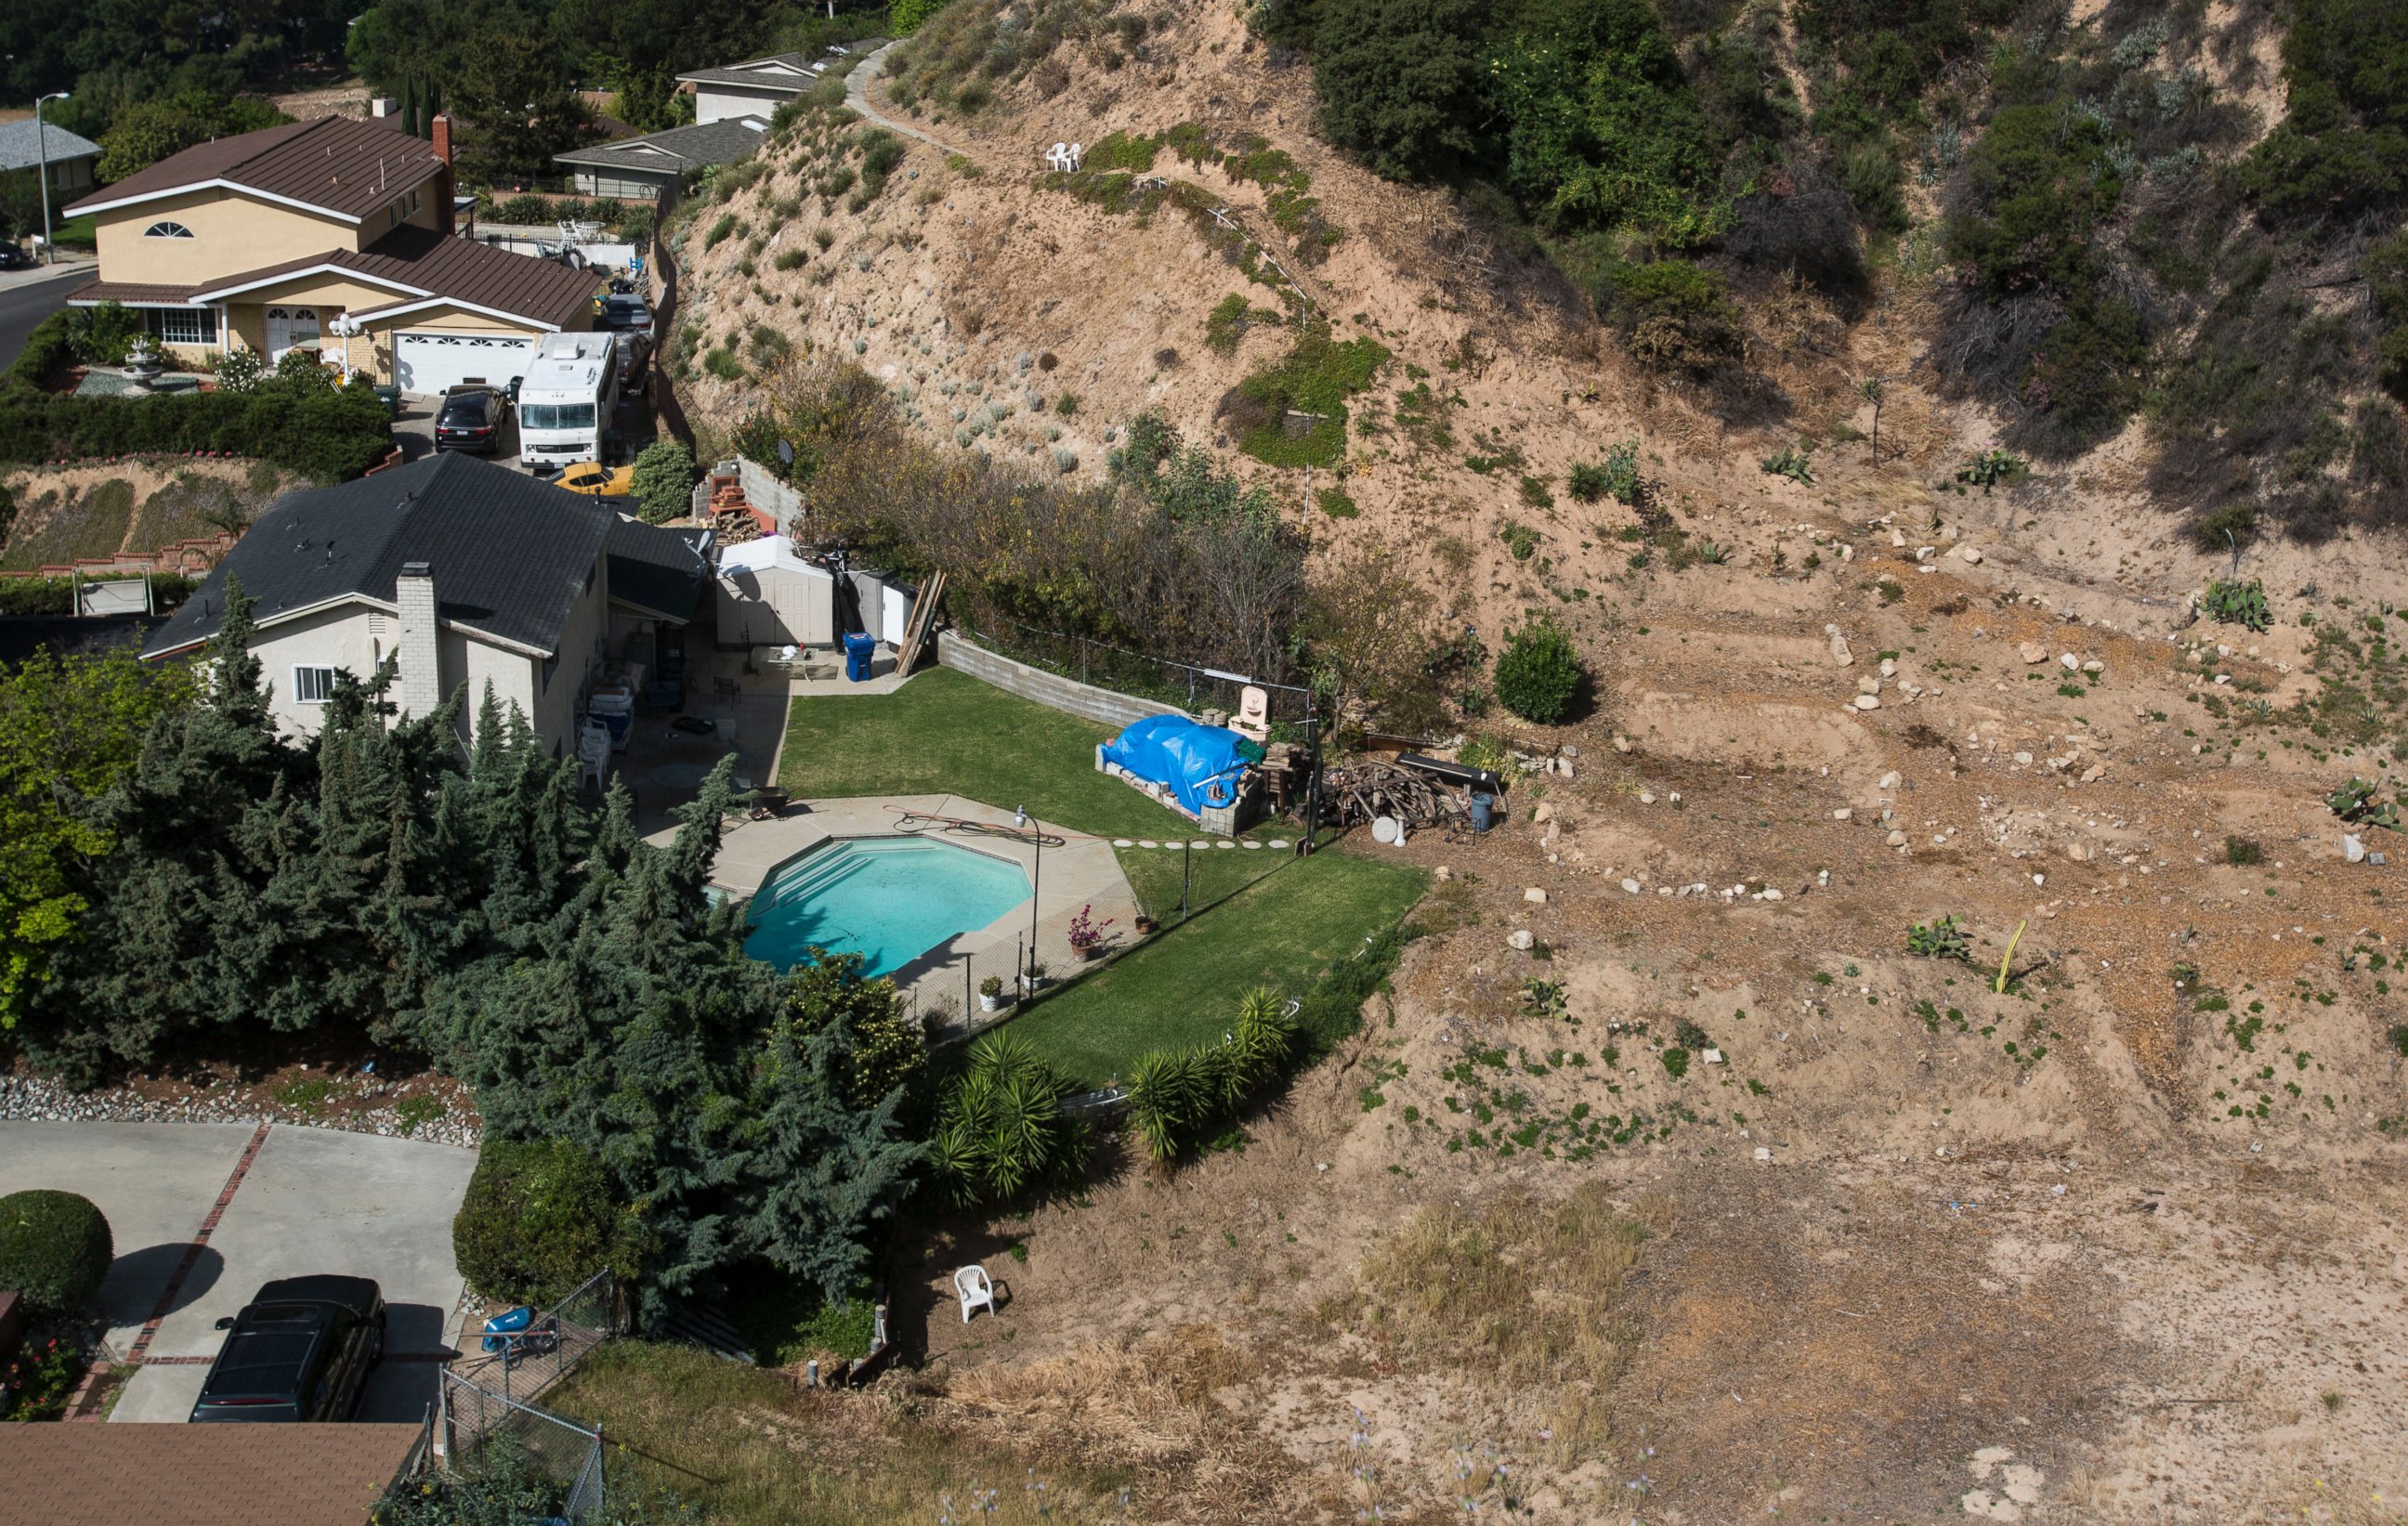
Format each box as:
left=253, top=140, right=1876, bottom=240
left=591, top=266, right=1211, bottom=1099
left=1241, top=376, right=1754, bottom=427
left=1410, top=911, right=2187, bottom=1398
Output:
left=1321, top=758, right=1474, bottom=828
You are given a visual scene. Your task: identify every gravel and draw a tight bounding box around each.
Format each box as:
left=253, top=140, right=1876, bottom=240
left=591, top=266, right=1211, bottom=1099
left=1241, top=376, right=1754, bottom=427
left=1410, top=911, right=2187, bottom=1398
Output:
left=0, top=1072, right=481, bottom=1150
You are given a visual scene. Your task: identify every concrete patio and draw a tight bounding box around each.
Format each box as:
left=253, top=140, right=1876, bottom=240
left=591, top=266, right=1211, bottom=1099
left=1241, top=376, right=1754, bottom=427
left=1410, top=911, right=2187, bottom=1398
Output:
left=652, top=791, right=1141, bottom=1034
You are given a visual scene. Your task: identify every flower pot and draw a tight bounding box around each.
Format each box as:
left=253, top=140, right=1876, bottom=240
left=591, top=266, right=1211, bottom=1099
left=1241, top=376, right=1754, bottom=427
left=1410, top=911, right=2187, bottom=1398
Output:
left=1133, top=915, right=1156, bottom=934
left=1075, top=945, right=1104, bottom=962
left=979, top=993, right=1004, bottom=1013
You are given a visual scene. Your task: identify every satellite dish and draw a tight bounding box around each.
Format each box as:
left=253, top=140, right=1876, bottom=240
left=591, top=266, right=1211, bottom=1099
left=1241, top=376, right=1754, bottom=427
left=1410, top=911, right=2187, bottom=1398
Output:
left=1371, top=815, right=1400, bottom=845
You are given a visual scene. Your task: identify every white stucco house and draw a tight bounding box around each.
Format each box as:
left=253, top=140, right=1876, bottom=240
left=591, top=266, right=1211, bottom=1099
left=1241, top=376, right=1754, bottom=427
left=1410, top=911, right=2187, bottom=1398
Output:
left=142, top=452, right=711, bottom=753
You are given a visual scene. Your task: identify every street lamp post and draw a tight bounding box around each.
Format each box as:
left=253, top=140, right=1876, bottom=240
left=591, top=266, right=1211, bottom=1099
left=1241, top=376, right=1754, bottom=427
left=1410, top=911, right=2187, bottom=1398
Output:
left=1014, top=805, right=1042, bottom=988
left=34, top=92, right=69, bottom=267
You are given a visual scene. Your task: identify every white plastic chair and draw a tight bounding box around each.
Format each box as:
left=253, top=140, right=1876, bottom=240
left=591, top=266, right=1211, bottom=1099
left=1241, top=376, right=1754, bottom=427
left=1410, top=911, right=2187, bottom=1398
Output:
left=1066, top=140, right=1083, bottom=171
left=955, top=1264, right=996, bottom=1324
left=1045, top=141, right=1069, bottom=171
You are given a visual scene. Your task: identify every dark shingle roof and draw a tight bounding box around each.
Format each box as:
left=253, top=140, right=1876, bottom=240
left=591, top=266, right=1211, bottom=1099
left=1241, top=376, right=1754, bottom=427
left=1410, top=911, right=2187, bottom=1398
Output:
left=554, top=119, right=766, bottom=175
left=144, top=453, right=614, bottom=660
left=187, top=224, right=605, bottom=330
left=607, top=519, right=713, bottom=622
left=64, top=117, right=446, bottom=223
left=675, top=52, right=822, bottom=91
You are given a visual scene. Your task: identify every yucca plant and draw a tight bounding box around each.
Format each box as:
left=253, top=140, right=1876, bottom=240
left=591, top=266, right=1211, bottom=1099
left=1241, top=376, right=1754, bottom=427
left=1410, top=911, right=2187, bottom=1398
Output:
left=932, top=1033, right=1090, bottom=1205
left=1127, top=1048, right=1210, bottom=1164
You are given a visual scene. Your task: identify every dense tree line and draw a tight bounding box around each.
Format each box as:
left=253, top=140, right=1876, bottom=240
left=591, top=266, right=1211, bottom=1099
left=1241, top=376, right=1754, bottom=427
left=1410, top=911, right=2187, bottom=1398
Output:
left=1, top=598, right=921, bottom=1308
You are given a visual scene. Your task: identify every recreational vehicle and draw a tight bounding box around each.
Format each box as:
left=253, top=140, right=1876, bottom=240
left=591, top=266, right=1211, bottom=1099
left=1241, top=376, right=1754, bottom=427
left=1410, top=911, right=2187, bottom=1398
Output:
left=517, top=332, right=620, bottom=470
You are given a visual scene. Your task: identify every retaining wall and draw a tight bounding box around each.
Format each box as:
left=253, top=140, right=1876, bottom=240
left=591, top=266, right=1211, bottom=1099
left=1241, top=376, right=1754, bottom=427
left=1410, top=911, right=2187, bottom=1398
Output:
left=936, top=631, right=1189, bottom=731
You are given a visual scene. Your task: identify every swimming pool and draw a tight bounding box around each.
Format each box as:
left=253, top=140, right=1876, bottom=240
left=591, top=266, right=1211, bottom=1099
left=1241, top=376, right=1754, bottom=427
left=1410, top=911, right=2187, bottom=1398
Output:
left=743, top=836, right=1032, bottom=977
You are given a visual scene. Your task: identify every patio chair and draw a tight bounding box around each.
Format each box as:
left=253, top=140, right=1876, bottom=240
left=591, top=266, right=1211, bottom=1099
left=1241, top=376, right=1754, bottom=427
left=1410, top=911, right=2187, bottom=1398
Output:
left=955, top=1264, right=997, bottom=1324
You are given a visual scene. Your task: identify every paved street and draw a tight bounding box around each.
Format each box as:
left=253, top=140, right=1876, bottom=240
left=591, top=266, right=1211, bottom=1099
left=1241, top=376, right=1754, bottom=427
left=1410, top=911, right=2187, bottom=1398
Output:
left=0, top=261, right=86, bottom=373
left=0, top=1120, right=479, bottom=1424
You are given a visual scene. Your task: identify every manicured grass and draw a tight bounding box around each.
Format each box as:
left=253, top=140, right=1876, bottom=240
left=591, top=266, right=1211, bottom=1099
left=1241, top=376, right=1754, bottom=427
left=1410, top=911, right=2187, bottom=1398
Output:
left=1003, top=849, right=1428, bottom=1088
left=550, top=1342, right=1126, bottom=1525
left=778, top=667, right=1195, bottom=839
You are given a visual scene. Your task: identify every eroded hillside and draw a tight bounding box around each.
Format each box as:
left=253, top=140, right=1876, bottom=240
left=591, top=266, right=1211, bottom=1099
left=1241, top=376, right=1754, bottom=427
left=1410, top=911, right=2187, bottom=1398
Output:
left=659, top=4, right=2408, bottom=1520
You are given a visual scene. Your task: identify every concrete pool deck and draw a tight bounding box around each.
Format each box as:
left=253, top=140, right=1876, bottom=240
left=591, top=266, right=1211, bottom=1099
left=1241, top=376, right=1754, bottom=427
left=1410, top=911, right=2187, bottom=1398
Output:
left=658, top=793, right=1141, bottom=1031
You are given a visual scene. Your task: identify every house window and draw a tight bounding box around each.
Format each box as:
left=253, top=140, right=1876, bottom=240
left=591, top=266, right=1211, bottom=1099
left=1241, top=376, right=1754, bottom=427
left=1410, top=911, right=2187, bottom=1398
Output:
left=293, top=666, right=338, bottom=705
left=409, top=187, right=423, bottom=215
left=143, top=221, right=194, bottom=239
left=153, top=307, right=218, bottom=346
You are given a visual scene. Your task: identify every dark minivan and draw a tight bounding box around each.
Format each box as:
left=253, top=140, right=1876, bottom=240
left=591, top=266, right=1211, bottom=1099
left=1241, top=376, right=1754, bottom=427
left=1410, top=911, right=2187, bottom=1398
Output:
left=189, top=1275, right=386, bottom=1423
left=433, top=386, right=508, bottom=453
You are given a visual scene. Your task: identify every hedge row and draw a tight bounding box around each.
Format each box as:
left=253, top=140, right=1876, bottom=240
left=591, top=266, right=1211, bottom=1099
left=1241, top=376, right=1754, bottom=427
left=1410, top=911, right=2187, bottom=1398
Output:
left=7, top=312, right=74, bottom=392
left=0, top=385, right=393, bottom=483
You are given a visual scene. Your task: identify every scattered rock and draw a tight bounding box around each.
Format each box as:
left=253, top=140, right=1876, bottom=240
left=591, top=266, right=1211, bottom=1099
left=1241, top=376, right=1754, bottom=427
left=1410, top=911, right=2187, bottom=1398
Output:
left=1833, top=808, right=1853, bottom=821
left=1878, top=770, right=1902, bottom=790
left=1826, top=624, right=1855, bottom=666
left=2080, top=764, right=2106, bottom=783
left=2021, top=643, right=2048, bottom=664
left=1434, top=866, right=1452, bottom=881
left=1762, top=887, right=1784, bottom=901
left=1888, top=829, right=1910, bottom=847
left=1753, top=1145, right=1774, bottom=1162
left=1525, top=886, right=1550, bottom=904
left=1956, top=544, right=1983, bottom=565
left=1639, top=790, right=1657, bottom=805
left=1532, top=802, right=1553, bottom=823
left=1852, top=694, right=1881, bottom=711
left=1858, top=675, right=1883, bottom=696
left=1702, top=1048, right=1725, bottom=1064
left=1621, top=878, right=1642, bottom=893
left=1507, top=929, right=1536, bottom=951
left=2060, top=652, right=2080, bottom=670
left=2345, top=834, right=2367, bottom=864
left=1613, top=734, right=1634, bottom=754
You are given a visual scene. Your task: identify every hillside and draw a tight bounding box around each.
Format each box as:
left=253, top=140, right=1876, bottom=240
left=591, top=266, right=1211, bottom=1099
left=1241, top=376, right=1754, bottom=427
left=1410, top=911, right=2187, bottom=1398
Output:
left=656, top=5, right=2408, bottom=1520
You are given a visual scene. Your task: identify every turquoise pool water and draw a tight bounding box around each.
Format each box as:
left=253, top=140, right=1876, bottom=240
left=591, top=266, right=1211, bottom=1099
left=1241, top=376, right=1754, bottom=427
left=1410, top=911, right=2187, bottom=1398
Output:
left=743, top=837, right=1031, bottom=977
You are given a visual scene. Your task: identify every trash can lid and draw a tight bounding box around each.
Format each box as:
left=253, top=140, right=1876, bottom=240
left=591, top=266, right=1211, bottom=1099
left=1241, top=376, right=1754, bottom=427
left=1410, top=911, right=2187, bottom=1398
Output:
left=844, top=631, right=876, bottom=650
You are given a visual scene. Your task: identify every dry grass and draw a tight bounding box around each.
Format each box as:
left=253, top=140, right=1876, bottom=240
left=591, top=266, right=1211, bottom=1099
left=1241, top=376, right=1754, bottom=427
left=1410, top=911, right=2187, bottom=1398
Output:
left=1332, top=1184, right=1664, bottom=1390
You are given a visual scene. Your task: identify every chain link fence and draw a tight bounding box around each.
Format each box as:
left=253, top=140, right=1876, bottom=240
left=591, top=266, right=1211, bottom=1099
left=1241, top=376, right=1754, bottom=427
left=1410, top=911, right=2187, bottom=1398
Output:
left=438, top=1376, right=609, bottom=1524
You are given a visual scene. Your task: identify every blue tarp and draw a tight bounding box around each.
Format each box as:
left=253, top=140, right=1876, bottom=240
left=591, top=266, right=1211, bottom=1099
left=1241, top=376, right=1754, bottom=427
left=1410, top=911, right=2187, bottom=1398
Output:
left=1101, top=714, right=1250, bottom=816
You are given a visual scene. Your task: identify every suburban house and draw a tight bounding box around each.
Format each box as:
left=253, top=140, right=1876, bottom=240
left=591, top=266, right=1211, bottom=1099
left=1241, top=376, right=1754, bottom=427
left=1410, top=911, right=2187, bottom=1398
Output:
left=0, top=119, right=100, bottom=211
left=60, top=115, right=603, bottom=395
left=553, top=118, right=768, bottom=202
left=141, top=452, right=711, bottom=752
left=676, top=53, right=831, bottom=124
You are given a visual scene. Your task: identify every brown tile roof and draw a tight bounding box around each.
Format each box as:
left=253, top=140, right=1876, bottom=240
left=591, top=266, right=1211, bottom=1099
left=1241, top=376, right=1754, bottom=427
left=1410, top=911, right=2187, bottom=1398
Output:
left=65, top=278, right=202, bottom=307
left=172, top=226, right=604, bottom=330
left=64, top=117, right=447, bottom=224
left=0, top=1421, right=425, bottom=1526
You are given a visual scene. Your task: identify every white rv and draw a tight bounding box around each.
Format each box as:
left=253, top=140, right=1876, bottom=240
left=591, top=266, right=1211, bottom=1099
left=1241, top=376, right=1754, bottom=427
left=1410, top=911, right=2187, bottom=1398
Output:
left=517, top=332, right=620, bottom=470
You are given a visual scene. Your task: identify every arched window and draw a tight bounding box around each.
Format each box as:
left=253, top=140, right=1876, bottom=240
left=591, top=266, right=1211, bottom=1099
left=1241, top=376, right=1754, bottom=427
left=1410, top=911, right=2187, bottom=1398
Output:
left=143, top=221, right=194, bottom=239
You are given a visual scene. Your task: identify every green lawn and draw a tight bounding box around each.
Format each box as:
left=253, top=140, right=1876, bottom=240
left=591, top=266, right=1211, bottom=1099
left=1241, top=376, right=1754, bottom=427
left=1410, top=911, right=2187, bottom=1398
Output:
left=778, top=666, right=1197, bottom=840
left=1003, top=849, right=1429, bottom=1088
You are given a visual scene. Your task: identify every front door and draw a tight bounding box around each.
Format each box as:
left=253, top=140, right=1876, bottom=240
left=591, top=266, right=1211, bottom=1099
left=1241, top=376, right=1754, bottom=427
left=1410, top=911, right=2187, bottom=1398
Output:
left=265, top=306, right=321, bottom=363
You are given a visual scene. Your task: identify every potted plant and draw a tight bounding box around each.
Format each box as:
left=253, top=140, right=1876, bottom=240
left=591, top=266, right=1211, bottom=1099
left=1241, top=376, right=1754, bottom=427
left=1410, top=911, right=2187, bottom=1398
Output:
left=1067, top=905, right=1114, bottom=962
left=979, top=974, right=1007, bottom=1013
left=1020, top=959, right=1049, bottom=995
left=1133, top=911, right=1156, bottom=934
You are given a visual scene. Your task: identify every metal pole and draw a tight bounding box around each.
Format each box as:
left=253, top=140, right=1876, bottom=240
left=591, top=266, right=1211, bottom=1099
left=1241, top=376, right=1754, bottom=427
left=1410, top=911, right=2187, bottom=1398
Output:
left=35, top=95, right=59, bottom=267
left=1181, top=838, right=1192, bottom=920
left=1302, top=687, right=1319, bottom=856
left=1027, top=829, right=1042, bottom=981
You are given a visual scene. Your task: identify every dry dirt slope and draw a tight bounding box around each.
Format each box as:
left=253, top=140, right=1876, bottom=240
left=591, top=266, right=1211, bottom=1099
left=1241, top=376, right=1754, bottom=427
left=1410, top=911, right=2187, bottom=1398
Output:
left=661, top=6, right=2408, bottom=1521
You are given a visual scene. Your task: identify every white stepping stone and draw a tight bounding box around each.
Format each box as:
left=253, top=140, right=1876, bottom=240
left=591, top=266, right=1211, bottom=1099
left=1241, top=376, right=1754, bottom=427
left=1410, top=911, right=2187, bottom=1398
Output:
left=1137, top=840, right=1158, bottom=849
left=1214, top=841, right=1235, bottom=849
left=1190, top=840, right=1212, bottom=850
left=1113, top=839, right=1133, bottom=848
left=1241, top=840, right=1262, bottom=849
left=1268, top=840, right=1290, bottom=849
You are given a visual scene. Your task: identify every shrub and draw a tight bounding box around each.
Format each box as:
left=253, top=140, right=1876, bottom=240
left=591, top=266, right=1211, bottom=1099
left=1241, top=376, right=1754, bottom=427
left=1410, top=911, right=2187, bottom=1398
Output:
left=2327, top=778, right=2402, bottom=831
left=1493, top=619, right=1581, bottom=724
left=7, top=311, right=75, bottom=391
left=213, top=350, right=268, bottom=395
left=1760, top=444, right=1813, bottom=483
left=630, top=439, right=697, bottom=525
left=927, top=1033, right=1090, bottom=1206
left=2223, top=835, right=2264, bottom=866
left=0, top=1189, right=113, bottom=1317
left=64, top=301, right=140, bottom=367
left=704, top=215, right=739, bottom=250
left=1054, top=391, right=1079, bottom=415
left=1955, top=448, right=2025, bottom=491
left=774, top=247, right=809, bottom=271
left=1126, top=987, right=1297, bottom=1162
left=0, top=382, right=392, bottom=482
left=2203, top=578, right=2271, bottom=633
left=1906, top=913, right=1972, bottom=960
left=1600, top=260, right=1741, bottom=375
left=452, top=1139, right=648, bottom=1307
left=1316, top=486, right=1359, bottom=517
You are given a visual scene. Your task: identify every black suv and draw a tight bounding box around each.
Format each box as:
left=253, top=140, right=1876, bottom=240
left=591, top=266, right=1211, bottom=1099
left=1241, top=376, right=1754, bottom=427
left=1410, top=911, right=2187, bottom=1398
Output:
left=189, top=1275, right=386, bottom=1423
left=433, top=386, right=507, bottom=453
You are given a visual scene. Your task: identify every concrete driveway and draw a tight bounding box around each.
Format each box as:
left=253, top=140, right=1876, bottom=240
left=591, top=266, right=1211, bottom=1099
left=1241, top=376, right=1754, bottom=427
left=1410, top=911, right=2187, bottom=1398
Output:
left=0, top=1121, right=478, bottom=1424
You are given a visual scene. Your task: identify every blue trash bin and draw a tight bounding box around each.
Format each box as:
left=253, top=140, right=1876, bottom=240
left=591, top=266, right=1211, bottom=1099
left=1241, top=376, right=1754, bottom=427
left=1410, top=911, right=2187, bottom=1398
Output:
left=844, top=632, right=877, bottom=682
left=1468, top=792, right=1496, bottom=832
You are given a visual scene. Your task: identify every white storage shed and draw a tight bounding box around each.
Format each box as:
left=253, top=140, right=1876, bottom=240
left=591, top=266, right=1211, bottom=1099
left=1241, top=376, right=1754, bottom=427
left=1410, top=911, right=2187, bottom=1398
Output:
left=715, top=537, right=835, bottom=649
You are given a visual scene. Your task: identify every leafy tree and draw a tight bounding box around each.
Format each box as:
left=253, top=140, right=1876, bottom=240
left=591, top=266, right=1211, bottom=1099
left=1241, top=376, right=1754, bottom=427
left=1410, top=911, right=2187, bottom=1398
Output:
left=448, top=26, right=594, bottom=183
left=1304, top=0, right=1488, bottom=181
left=2373, top=230, right=2408, bottom=404
left=0, top=650, right=192, bottom=1033
left=96, top=92, right=292, bottom=181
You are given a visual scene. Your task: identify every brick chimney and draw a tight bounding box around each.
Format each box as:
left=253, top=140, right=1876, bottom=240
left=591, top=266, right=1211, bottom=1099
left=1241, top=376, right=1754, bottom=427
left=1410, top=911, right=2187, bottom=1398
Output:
left=431, top=113, right=456, bottom=233
left=396, top=561, right=442, bottom=719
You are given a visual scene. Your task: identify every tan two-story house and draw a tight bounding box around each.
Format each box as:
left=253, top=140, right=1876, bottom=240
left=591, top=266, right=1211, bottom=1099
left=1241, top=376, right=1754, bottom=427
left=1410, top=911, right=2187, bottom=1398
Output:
left=62, top=116, right=603, bottom=395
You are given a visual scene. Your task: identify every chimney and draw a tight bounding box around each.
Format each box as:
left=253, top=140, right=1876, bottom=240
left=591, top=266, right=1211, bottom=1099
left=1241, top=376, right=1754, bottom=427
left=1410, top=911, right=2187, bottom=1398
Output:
left=431, top=113, right=457, bottom=234
left=396, top=562, right=442, bottom=719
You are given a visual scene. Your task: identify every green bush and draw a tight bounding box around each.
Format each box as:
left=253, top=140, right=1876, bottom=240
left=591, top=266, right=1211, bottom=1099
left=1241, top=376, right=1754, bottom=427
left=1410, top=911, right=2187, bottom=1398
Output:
left=1493, top=618, right=1582, bottom=724
left=7, top=311, right=75, bottom=391
left=452, top=1139, right=649, bottom=1307
left=630, top=440, right=698, bottom=525
left=927, top=1033, right=1090, bottom=1206
left=704, top=215, right=739, bottom=250
left=0, top=1189, right=113, bottom=1317
left=1905, top=913, right=1972, bottom=960
left=2203, top=578, right=2272, bottom=633
left=1599, top=260, right=1741, bottom=376
left=1126, top=987, right=1297, bottom=1162
left=0, top=383, right=391, bottom=481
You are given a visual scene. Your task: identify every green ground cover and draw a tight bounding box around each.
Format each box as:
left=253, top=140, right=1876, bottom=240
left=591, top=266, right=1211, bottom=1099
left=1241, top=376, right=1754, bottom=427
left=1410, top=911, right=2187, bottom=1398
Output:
left=777, top=667, right=1193, bottom=840
left=1002, top=850, right=1428, bottom=1088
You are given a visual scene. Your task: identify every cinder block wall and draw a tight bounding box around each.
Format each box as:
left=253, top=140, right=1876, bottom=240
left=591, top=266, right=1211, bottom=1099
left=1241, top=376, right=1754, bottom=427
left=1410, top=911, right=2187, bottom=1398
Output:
left=936, top=632, right=1188, bottom=731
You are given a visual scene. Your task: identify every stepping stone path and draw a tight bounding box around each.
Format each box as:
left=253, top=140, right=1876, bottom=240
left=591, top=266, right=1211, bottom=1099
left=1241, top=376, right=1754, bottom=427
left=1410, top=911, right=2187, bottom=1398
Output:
left=1268, top=840, right=1290, bottom=849
left=1215, top=841, right=1234, bottom=849
left=1113, top=839, right=1133, bottom=847
left=1138, top=841, right=1158, bottom=848
left=1242, top=840, right=1262, bottom=850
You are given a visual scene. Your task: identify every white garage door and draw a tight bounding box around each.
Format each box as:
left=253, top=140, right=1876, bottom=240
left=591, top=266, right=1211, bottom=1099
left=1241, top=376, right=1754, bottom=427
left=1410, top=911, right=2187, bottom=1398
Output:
left=393, top=332, right=537, bottom=396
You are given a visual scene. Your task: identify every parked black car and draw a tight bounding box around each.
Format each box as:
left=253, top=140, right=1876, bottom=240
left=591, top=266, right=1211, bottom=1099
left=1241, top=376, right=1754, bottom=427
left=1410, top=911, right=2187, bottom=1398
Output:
left=189, top=1275, right=386, bottom=1423
left=599, top=294, right=651, bottom=334
left=434, top=386, right=507, bottom=453
left=0, top=243, right=34, bottom=270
